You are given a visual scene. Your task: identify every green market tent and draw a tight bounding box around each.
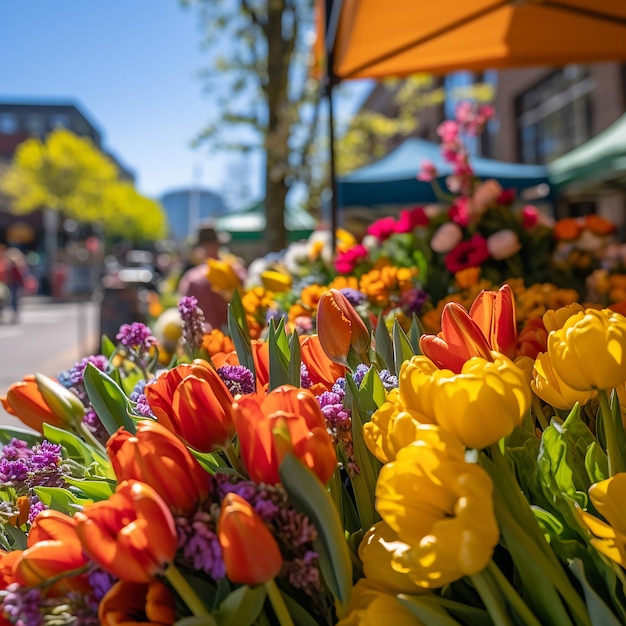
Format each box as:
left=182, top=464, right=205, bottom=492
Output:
left=216, top=201, right=316, bottom=242
left=547, top=113, right=626, bottom=193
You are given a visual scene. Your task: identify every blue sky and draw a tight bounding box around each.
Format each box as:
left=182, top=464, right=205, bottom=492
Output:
left=0, top=1, right=370, bottom=209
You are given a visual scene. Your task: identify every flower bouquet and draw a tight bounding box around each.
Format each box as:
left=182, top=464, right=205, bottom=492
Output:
left=1, top=277, right=626, bottom=625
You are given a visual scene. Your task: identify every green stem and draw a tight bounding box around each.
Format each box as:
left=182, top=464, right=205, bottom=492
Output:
left=470, top=568, right=515, bottom=626
left=264, top=578, right=294, bottom=626
left=224, top=443, right=247, bottom=477
left=79, top=421, right=107, bottom=456
left=164, top=563, right=210, bottom=616
left=486, top=561, right=542, bottom=626
left=598, top=388, right=626, bottom=476
left=531, top=396, right=549, bottom=432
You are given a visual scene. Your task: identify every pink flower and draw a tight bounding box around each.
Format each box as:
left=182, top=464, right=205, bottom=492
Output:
left=394, top=206, right=429, bottom=233
left=437, top=120, right=459, bottom=143
left=366, top=216, right=396, bottom=241
left=521, top=205, right=540, bottom=229
left=417, top=159, right=438, bottom=182
left=471, top=179, right=502, bottom=217
left=430, top=222, right=464, bottom=254
left=334, top=244, right=369, bottom=274
left=444, top=234, right=490, bottom=273
left=448, top=197, right=471, bottom=227
left=486, top=229, right=522, bottom=260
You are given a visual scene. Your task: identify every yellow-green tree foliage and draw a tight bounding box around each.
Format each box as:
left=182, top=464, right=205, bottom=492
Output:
left=0, top=129, right=166, bottom=241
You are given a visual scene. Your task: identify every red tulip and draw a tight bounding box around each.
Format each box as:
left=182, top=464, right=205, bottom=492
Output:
left=218, top=493, right=282, bottom=585
left=98, top=579, right=177, bottom=626
left=317, top=289, right=370, bottom=368
left=232, top=385, right=337, bottom=485
left=469, top=284, right=517, bottom=360
left=300, top=334, right=346, bottom=392
left=74, top=480, right=177, bottom=583
left=14, top=510, right=90, bottom=594
left=107, top=420, right=211, bottom=516
left=145, top=359, right=235, bottom=452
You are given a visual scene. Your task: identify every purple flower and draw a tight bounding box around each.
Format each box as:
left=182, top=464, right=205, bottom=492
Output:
left=1, top=583, right=43, bottom=626
left=130, top=379, right=154, bottom=417
left=300, top=363, right=312, bottom=389
left=178, top=296, right=206, bottom=354
left=217, top=365, right=255, bottom=396
left=339, top=288, right=367, bottom=307
left=88, top=568, right=117, bottom=602
left=176, top=511, right=225, bottom=580
left=116, top=322, right=157, bottom=351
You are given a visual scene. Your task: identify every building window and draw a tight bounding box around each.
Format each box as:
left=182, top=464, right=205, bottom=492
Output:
left=0, top=113, right=18, bottom=134
left=516, top=65, right=593, bottom=164
left=25, top=114, right=45, bottom=137
left=49, top=113, right=70, bottom=129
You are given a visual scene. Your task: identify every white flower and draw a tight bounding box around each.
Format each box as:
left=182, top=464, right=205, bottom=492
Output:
left=486, top=229, right=522, bottom=260
left=430, top=222, right=463, bottom=253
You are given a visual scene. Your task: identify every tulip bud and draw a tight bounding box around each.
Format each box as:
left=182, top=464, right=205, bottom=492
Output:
left=218, top=493, right=282, bottom=585
left=99, top=579, right=177, bottom=625
left=317, top=289, right=371, bottom=369
left=1, top=374, right=83, bottom=434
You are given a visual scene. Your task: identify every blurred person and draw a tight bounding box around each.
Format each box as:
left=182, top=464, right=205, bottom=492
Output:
left=0, top=244, right=37, bottom=323
left=178, top=222, right=233, bottom=332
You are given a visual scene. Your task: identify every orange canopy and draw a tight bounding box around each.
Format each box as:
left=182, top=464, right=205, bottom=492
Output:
left=318, top=0, right=626, bottom=80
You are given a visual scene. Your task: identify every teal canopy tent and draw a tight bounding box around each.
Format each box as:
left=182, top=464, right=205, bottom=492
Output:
left=547, top=113, right=626, bottom=193
left=337, top=137, right=551, bottom=207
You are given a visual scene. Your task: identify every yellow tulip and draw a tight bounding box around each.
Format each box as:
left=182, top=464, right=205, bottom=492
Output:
left=376, top=432, right=499, bottom=588
left=430, top=354, right=530, bottom=450
left=206, top=258, right=242, bottom=292
left=261, top=269, right=292, bottom=293
left=397, top=356, right=443, bottom=422
left=578, top=473, right=626, bottom=567
left=548, top=308, right=626, bottom=391
left=532, top=352, right=597, bottom=410
left=359, top=521, right=429, bottom=595
left=363, top=390, right=436, bottom=463
left=336, top=579, right=424, bottom=626
left=542, top=302, right=585, bottom=333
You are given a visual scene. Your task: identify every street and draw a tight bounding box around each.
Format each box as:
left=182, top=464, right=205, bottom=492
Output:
left=0, top=296, right=100, bottom=429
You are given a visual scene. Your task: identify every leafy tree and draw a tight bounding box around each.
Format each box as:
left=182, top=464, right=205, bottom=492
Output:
left=0, top=129, right=166, bottom=243
left=184, top=0, right=320, bottom=252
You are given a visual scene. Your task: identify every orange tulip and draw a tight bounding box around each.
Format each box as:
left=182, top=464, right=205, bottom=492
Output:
left=232, top=384, right=337, bottom=485
left=468, top=284, right=517, bottom=360
left=99, top=579, right=177, bottom=626
left=0, top=550, right=21, bottom=589
left=74, top=480, right=177, bottom=583
left=107, top=420, right=211, bottom=516
left=419, top=302, right=492, bottom=373
left=145, top=359, right=235, bottom=452
left=317, top=288, right=371, bottom=368
left=0, top=374, right=84, bottom=434
left=14, top=510, right=90, bottom=594
left=217, top=493, right=282, bottom=585
left=300, top=334, right=347, bottom=392
left=517, top=316, right=548, bottom=359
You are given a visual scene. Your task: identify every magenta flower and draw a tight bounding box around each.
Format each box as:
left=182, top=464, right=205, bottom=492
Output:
left=366, top=216, right=396, bottom=241
left=448, top=197, right=471, bottom=227
left=522, top=205, right=540, bottom=229
left=334, top=244, right=369, bottom=274
left=394, top=206, right=429, bottom=233
left=417, top=159, right=438, bottom=182
left=444, top=234, right=490, bottom=273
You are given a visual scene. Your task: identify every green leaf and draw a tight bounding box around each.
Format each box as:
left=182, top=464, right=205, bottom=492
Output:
left=408, top=313, right=425, bottom=355
left=100, top=334, right=116, bottom=359
left=214, top=585, right=266, bottom=626
left=569, top=558, right=622, bottom=626
left=42, top=423, right=110, bottom=470
left=585, top=442, right=608, bottom=484
left=278, top=590, right=321, bottom=626
left=2, top=523, right=27, bottom=550
left=174, top=617, right=219, bottom=626
left=228, top=289, right=251, bottom=344
left=83, top=363, right=136, bottom=436
left=288, top=331, right=302, bottom=387
left=392, top=319, right=415, bottom=371
left=268, top=318, right=290, bottom=391
left=398, top=594, right=464, bottom=625
left=0, top=427, right=42, bottom=447
left=356, top=366, right=387, bottom=416
left=63, top=476, right=116, bottom=501
left=279, top=454, right=352, bottom=608
left=227, top=303, right=255, bottom=376
left=34, top=486, right=92, bottom=513
left=373, top=312, right=394, bottom=375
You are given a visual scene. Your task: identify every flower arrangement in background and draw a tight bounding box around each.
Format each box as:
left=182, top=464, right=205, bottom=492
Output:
left=2, top=281, right=626, bottom=624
